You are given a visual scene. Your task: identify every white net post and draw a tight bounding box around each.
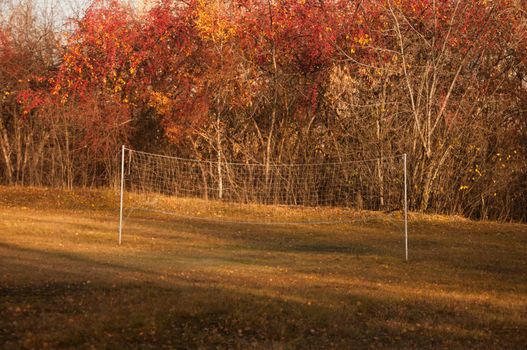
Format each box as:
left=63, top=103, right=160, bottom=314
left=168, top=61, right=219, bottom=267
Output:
left=404, top=153, right=408, bottom=262
left=118, top=145, right=125, bottom=245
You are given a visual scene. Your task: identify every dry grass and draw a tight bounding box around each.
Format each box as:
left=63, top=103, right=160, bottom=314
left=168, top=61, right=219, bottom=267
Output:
left=0, top=186, right=526, bottom=349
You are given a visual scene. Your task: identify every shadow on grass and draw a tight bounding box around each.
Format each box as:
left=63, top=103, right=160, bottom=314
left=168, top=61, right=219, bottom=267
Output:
left=1, top=240, right=524, bottom=349
left=13, top=211, right=526, bottom=281
left=125, top=215, right=401, bottom=257
left=9, top=206, right=404, bottom=260
left=0, top=242, right=156, bottom=277
left=135, top=215, right=526, bottom=281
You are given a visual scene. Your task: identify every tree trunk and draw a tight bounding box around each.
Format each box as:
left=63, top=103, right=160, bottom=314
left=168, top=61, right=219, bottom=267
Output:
left=0, top=120, right=13, bottom=184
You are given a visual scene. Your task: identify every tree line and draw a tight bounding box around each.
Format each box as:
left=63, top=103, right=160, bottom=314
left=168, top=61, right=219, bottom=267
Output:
left=0, top=0, right=526, bottom=221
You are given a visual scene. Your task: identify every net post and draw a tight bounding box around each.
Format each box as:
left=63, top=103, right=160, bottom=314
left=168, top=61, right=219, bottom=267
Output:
left=403, top=153, right=408, bottom=262
left=118, top=145, right=125, bottom=245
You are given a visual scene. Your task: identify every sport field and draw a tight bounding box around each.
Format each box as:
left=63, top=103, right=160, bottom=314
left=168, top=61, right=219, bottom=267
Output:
left=0, top=187, right=525, bottom=349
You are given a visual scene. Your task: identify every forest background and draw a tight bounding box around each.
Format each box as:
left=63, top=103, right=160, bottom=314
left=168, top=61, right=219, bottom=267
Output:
left=0, top=0, right=526, bottom=221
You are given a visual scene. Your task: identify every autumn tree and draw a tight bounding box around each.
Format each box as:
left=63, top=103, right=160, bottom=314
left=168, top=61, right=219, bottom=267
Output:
left=1, top=0, right=525, bottom=220
left=0, top=0, right=61, bottom=185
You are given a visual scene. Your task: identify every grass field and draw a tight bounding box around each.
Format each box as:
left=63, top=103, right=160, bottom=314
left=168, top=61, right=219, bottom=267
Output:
left=0, top=186, right=526, bottom=349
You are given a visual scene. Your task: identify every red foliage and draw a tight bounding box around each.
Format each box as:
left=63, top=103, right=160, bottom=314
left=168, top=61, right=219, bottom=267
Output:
left=22, top=0, right=523, bottom=142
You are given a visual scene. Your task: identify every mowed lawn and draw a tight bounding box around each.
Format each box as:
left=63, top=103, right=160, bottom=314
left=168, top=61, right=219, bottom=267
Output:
left=0, top=187, right=525, bottom=349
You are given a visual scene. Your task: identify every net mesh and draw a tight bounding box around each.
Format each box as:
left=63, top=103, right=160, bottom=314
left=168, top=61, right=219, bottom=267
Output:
left=121, top=148, right=405, bottom=225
